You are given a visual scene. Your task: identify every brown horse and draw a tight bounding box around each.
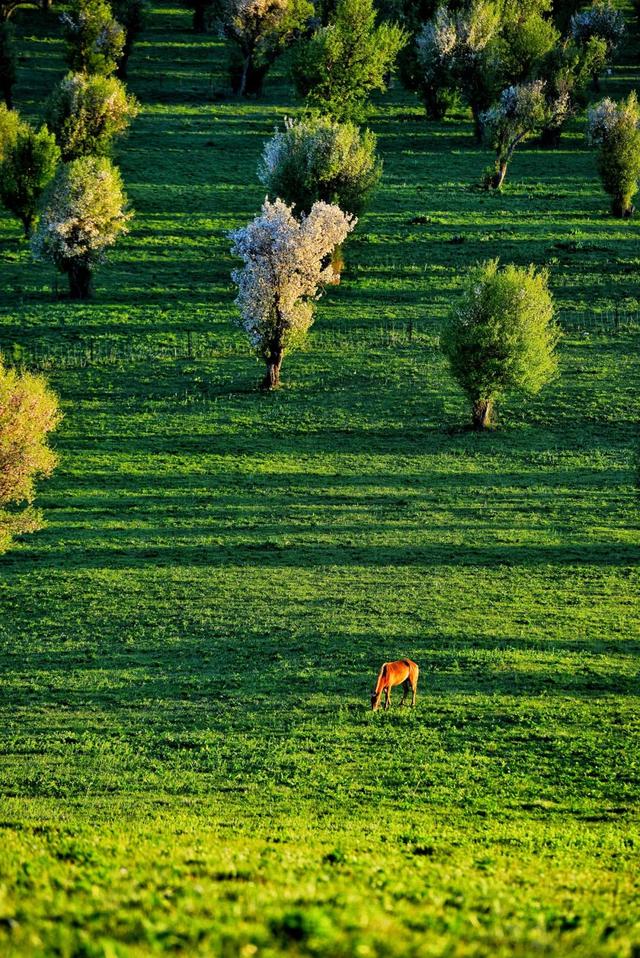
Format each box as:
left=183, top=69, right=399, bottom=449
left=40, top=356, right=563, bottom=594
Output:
left=371, top=659, right=419, bottom=711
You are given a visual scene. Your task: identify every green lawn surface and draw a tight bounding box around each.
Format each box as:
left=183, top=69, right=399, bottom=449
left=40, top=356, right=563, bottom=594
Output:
left=0, top=3, right=639, bottom=956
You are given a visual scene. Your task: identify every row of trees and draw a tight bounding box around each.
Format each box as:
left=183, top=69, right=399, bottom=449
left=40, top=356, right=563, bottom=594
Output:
left=0, top=0, right=147, bottom=109
left=0, top=0, right=139, bottom=295
left=0, top=0, right=145, bottom=556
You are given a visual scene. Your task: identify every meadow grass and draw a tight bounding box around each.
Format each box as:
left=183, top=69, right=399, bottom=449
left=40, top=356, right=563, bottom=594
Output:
left=0, top=3, right=639, bottom=955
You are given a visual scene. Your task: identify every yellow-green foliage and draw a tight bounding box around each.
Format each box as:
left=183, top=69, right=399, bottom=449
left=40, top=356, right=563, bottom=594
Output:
left=258, top=115, right=382, bottom=217
left=0, top=356, right=61, bottom=554
left=291, top=0, right=407, bottom=121
left=47, top=72, right=139, bottom=161
left=442, top=260, right=560, bottom=426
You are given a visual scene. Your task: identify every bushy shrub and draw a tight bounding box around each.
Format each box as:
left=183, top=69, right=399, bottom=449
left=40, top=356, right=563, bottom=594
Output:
left=229, top=198, right=355, bottom=389
left=61, top=0, right=125, bottom=76
left=0, top=121, right=60, bottom=235
left=481, top=80, right=568, bottom=189
left=587, top=93, right=640, bottom=217
left=32, top=155, right=132, bottom=298
left=291, top=0, right=407, bottom=122
left=220, top=0, right=313, bottom=97
left=258, top=116, right=382, bottom=217
left=0, top=100, right=19, bottom=160
left=441, top=260, right=559, bottom=429
left=0, top=20, right=16, bottom=109
left=47, top=72, right=139, bottom=161
left=500, top=8, right=559, bottom=84
left=0, top=355, right=61, bottom=555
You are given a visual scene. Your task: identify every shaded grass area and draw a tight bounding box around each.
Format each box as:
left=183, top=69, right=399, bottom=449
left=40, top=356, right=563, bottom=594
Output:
left=0, top=2, right=639, bottom=956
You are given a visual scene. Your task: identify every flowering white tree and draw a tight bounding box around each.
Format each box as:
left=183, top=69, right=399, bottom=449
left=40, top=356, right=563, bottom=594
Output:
left=220, top=0, right=313, bottom=96
left=414, top=7, right=457, bottom=120
left=229, top=198, right=355, bottom=389
left=571, top=2, right=624, bottom=58
left=481, top=81, right=569, bottom=189
left=587, top=93, right=640, bottom=217
left=32, top=156, right=131, bottom=299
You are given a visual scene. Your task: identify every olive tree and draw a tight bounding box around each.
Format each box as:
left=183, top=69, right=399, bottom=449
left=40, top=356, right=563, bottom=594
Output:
left=0, top=120, right=59, bottom=235
left=0, top=100, right=19, bottom=158
left=414, top=7, right=457, bottom=120
left=61, top=0, right=125, bottom=75
left=587, top=93, right=640, bottom=218
left=291, top=0, right=407, bottom=122
left=229, top=198, right=355, bottom=389
left=220, top=0, right=313, bottom=97
left=258, top=116, right=381, bottom=217
left=258, top=116, right=379, bottom=277
left=448, top=0, right=502, bottom=141
left=32, top=155, right=131, bottom=298
left=481, top=80, right=569, bottom=189
left=539, top=35, right=606, bottom=146
left=441, top=260, right=560, bottom=429
left=0, top=355, right=61, bottom=555
left=47, top=72, right=138, bottom=161
left=571, top=0, right=624, bottom=88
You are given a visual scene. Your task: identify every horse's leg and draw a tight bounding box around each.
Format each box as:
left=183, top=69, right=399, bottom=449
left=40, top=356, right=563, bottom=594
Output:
left=411, top=677, right=417, bottom=707
left=400, top=680, right=408, bottom=706
left=385, top=687, right=390, bottom=710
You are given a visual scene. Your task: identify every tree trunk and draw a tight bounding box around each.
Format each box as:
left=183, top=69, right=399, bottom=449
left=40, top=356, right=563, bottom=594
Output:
left=21, top=211, right=33, bottom=238
left=67, top=262, right=93, bottom=300
left=540, top=125, right=562, bottom=148
left=2, top=75, right=12, bottom=110
left=487, top=162, right=507, bottom=191
left=422, top=87, right=449, bottom=121
left=472, top=108, right=483, bottom=144
left=238, top=53, right=251, bottom=97
left=329, top=243, right=344, bottom=283
left=612, top=196, right=634, bottom=219
left=261, top=352, right=283, bottom=390
left=193, top=2, right=206, bottom=33
left=472, top=398, right=494, bottom=430
left=116, top=37, right=133, bottom=79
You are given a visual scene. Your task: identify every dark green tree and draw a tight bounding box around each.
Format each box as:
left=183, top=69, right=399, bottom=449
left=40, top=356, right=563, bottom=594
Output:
left=0, top=119, right=59, bottom=235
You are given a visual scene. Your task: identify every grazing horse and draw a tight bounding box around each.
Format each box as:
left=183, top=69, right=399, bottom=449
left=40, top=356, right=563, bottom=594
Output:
left=371, top=659, right=419, bottom=711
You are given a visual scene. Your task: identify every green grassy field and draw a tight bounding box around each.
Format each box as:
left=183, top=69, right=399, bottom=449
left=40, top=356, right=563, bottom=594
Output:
left=1, top=3, right=639, bottom=956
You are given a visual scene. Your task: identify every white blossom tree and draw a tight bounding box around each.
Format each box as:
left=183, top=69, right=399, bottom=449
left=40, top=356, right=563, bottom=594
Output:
left=220, top=0, right=313, bottom=96
left=587, top=93, right=640, bottom=217
left=32, top=156, right=131, bottom=298
left=481, top=81, right=569, bottom=189
left=571, top=1, right=624, bottom=88
left=414, top=7, right=457, bottom=120
left=229, top=198, right=355, bottom=389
